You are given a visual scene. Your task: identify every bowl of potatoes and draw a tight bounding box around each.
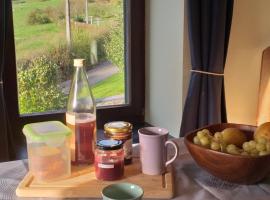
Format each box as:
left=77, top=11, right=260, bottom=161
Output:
left=184, top=123, right=270, bottom=184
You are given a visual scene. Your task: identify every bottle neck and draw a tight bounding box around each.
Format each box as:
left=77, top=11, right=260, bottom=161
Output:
left=74, top=65, right=86, bottom=72
left=73, top=66, right=88, bottom=82
left=67, top=64, right=95, bottom=113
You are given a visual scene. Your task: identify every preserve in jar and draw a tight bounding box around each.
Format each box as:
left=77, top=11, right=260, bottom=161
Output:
left=95, top=140, right=124, bottom=181
left=22, top=121, right=71, bottom=183
left=104, top=121, right=133, bottom=164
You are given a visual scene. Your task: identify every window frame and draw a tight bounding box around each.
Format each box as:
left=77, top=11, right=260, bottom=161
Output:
left=3, top=0, right=145, bottom=137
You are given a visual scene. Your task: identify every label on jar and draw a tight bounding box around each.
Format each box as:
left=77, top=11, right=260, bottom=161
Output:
left=123, top=138, right=132, bottom=159
left=98, top=163, right=114, bottom=169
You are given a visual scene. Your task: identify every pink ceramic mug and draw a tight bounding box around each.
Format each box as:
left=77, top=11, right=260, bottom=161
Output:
left=138, top=127, right=179, bottom=175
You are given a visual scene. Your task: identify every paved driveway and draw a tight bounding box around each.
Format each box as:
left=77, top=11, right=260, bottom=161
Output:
left=61, top=61, right=119, bottom=94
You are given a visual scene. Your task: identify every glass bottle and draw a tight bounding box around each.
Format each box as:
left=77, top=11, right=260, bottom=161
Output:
left=66, top=59, right=96, bottom=165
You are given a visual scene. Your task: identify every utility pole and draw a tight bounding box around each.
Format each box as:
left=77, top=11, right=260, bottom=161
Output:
left=65, top=0, right=71, bottom=47
left=85, top=0, right=89, bottom=24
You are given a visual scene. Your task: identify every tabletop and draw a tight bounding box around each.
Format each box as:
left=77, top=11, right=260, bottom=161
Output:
left=0, top=138, right=270, bottom=200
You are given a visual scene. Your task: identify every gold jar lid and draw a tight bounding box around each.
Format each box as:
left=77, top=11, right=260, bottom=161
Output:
left=104, top=121, right=133, bottom=136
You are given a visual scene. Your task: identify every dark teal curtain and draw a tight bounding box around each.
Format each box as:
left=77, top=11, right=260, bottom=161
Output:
left=0, top=0, right=14, bottom=161
left=180, top=0, right=234, bottom=136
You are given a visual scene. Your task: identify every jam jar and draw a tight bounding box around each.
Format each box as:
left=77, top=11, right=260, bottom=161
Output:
left=95, top=140, right=124, bottom=181
left=104, top=121, right=133, bottom=164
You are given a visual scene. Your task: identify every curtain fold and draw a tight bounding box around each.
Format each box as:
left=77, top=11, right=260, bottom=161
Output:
left=0, top=0, right=14, bottom=161
left=180, top=0, right=234, bottom=136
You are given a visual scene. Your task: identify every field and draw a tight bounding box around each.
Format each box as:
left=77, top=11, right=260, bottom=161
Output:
left=13, top=0, right=63, bottom=59
left=92, top=72, right=124, bottom=99
left=12, top=0, right=124, bottom=113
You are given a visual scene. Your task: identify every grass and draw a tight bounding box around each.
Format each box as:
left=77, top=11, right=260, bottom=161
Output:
left=92, top=72, right=124, bottom=99
left=12, top=0, right=122, bottom=60
left=13, top=0, right=63, bottom=59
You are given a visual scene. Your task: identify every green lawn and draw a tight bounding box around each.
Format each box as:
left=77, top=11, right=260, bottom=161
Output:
left=72, top=72, right=124, bottom=99
left=92, top=72, right=124, bottom=99
left=13, top=0, right=64, bottom=59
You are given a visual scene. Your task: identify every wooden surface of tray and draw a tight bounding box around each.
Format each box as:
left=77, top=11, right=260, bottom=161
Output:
left=16, top=158, right=174, bottom=199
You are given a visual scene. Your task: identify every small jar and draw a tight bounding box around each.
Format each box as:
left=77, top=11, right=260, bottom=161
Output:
left=104, top=121, right=133, bottom=164
left=95, top=140, right=124, bottom=181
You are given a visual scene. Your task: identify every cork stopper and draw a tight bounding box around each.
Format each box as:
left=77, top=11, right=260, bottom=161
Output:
left=73, top=59, right=85, bottom=67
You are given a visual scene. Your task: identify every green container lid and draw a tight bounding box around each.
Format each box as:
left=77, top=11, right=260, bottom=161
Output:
left=23, top=121, right=71, bottom=143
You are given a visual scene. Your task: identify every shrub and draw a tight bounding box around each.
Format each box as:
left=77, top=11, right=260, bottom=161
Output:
left=43, top=6, right=63, bottom=22
left=16, top=59, right=32, bottom=72
left=74, top=15, right=85, bottom=22
left=103, top=23, right=124, bottom=70
left=47, top=44, right=73, bottom=81
left=96, top=36, right=107, bottom=62
left=100, top=1, right=124, bottom=70
left=27, top=9, right=52, bottom=25
left=71, top=28, right=92, bottom=67
left=18, top=56, right=67, bottom=114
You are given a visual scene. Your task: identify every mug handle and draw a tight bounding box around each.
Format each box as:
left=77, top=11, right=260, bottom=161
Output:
left=165, top=140, right=179, bottom=167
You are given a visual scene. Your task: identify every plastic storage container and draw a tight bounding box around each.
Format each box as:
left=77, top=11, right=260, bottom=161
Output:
left=23, top=121, right=71, bottom=183
left=95, top=140, right=124, bottom=181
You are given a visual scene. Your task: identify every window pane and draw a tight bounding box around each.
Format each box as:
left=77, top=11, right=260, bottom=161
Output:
left=12, top=0, right=125, bottom=115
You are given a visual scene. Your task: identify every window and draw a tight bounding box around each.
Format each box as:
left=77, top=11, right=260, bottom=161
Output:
left=13, top=0, right=126, bottom=114
left=3, top=0, right=145, bottom=138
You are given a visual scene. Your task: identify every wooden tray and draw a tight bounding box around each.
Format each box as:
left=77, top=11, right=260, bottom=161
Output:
left=16, top=158, right=174, bottom=199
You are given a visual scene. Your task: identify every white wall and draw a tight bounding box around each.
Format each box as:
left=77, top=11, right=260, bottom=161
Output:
left=145, top=0, right=186, bottom=137
left=145, top=0, right=270, bottom=135
left=225, top=0, right=270, bottom=125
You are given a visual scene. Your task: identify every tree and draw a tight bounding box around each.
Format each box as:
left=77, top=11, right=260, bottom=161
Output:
left=103, top=2, right=124, bottom=70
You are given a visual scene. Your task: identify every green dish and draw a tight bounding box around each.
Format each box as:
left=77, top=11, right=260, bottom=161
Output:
left=102, top=183, right=143, bottom=200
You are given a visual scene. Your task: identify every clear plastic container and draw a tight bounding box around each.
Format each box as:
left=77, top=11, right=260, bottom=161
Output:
left=95, top=140, right=124, bottom=181
left=23, top=121, right=71, bottom=183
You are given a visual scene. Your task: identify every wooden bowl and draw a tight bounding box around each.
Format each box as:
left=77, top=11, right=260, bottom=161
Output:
left=184, top=123, right=270, bottom=184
